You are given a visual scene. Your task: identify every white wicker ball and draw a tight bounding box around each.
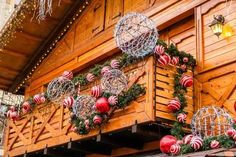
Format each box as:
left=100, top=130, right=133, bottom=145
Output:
left=191, top=106, right=233, bottom=138
left=101, top=69, right=127, bottom=95
left=72, top=95, right=96, bottom=120
left=47, top=76, right=75, bottom=104
left=114, top=12, right=158, bottom=58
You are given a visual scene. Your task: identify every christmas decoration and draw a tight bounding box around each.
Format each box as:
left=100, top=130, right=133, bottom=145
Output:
left=226, top=128, right=236, bottom=137
left=95, top=97, right=110, bottom=113
left=210, top=140, right=220, bottom=149
left=170, top=144, right=181, bottom=155
left=191, top=106, right=232, bottom=138
left=33, top=94, right=42, bottom=104
left=22, top=102, right=31, bottom=114
left=114, top=12, right=158, bottom=58
left=177, top=113, right=187, bottom=123
left=91, top=85, right=102, bottom=98
left=93, top=115, right=103, bottom=125
left=167, top=99, right=181, bottom=112
left=40, top=94, right=46, bottom=103
left=63, top=96, right=74, bottom=108
left=183, top=57, right=189, bottom=63
left=190, top=136, right=203, bottom=150
left=86, top=73, right=95, bottom=82
left=101, top=66, right=110, bottom=76
left=157, top=53, right=171, bottom=66
left=72, top=95, right=96, bottom=120
left=183, top=134, right=193, bottom=144
left=62, top=71, right=73, bottom=80
left=176, top=140, right=183, bottom=145
left=108, top=96, right=118, bottom=106
left=101, top=69, right=127, bottom=95
left=160, top=135, right=177, bottom=154
left=180, top=64, right=187, bottom=71
left=180, top=75, right=193, bottom=87
left=110, top=59, right=120, bottom=69
left=154, top=45, right=165, bottom=55
left=170, top=56, right=179, bottom=66
left=47, top=77, right=75, bottom=104
left=37, top=0, right=53, bottom=21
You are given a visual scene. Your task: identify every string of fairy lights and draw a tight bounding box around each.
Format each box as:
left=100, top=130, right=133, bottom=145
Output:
left=0, top=0, right=91, bottom=93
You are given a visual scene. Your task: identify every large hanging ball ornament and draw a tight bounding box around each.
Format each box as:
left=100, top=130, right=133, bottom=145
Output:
left=86, top=73, right=95, bottom=82
left=114, top=12, right=158, bottom=58
left=157, top=53, right=171, bottom=66
left=110, top=59, right=120, bottom=69
left=63, top=96, right=75, bottom=108
left=154, top=45, right=165, bottom=55
left=72, top=95, right=96, bottom=120
left=190, top=136, right=203, bottom=150
left=183, top=134, right=193, bottom=144
left=108, top=95, right=118, bottom=106
left=170, top=144, right=181, bottom=155
left=191, top=106, right=233, bottom=138
left=22, top=102, right=31, bottom=114
left=180, top=75, right=193, bottom=88
left=62, top=70, right=73, bottom=80
left=210, top=140, right=220, bottom=149
left=33, top=94, right=42, bottom=104
left=93, top=115, right=103, bottom=125
left=160, top=135, right=177, bottom=154
left=167, top=98, right=181, bottom=112
left=91, top=85, right=102, bottom=98
left=177, top=113, right=187, bottom=123
left=95, top=97, right=110, bottom=113
left=101, top=66, right=111, bottom=76
left=47, top=77, right=75, bottom=104
left=101, top=69, right=127, bottom=95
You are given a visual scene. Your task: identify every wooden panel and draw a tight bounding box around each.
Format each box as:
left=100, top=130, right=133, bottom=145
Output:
left=92, top=0, right=105, bottom=36
left=105, top=0, right=123, bottom=28
left=124, top=0, right=151, bottom=13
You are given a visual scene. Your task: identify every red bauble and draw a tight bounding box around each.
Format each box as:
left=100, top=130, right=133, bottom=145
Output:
left=167, top=99, right=181, bottom=112
left=93, top=115, right=103, bottom=124
left=22, top=102, right=31, bottom=114
left=95, top=97, right=110, bottom=113
left=180, top=75, right=193, bottom=87
left=62, top=70, right=73, bottom=80
left=160, top=135, right=177, bottom=154
left=157, top=53, right=171, bottom=66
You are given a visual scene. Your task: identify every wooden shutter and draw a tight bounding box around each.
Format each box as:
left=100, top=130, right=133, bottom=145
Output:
left=105, top=0, right=123, bottom=28
left=92, top=0, right=105, bottom=36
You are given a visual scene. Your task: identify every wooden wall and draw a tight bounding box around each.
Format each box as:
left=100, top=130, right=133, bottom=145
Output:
left=6, top=0, right=236, bottom=156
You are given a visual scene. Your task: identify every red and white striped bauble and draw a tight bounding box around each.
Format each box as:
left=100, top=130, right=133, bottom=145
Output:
left=226, top=128, right=236, bottom=137
left=93, top=115, right=103, bottom=125
left=210, top=140, right=220, bottom=149
left=176, top=140, right=183, bottom=145
left=110, top=59, right=120, bottom=69
left=10, top=106, right=16, bottom=111
left=170, top=56, right=179, bottom=66
left=183, top=134, right=193, bottom=144
left=22, top=102, right=31, bottom=114
left=108, top=96, right=118, bottom=106
left=62, top=71, right=73, bottom=80
left=101, top=66, right=110, bottom=75
left=177, top=113, right=187, bottom=123
left=154, top=45, right=165, bottom=55
left=190, top=136, right=203, bottom=150
left=167, top=99, right=181, bottom=112
left=33, top=94, right=42, bottom=104
left=91, top=85, right=102, bottom=98
left=40, top=96, right=46, bottom=104
left=7, top=110, right=19, bottom=121
left=63, top=96, right=75, bottom=108
left=170, top=144, right=181, bottom=155
left=157, top=53, right=171, bottom=66
left=183, top=57, right=189, bottom=63
left=180, top=75, right=193, bottom=88
left=86, top=73, right=95, bottom=82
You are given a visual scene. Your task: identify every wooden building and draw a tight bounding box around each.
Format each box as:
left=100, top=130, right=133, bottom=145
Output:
left=1, top=0, right=236, bottom=156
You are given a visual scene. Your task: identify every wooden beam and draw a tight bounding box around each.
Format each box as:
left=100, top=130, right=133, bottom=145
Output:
left=0, top=76, right=12, bottom=84
left=96, top=133, right=143, bottom=150
left=16, top=30, right=43, bottom=42
left=44, top=147, right=71, bottom=157
left=68, top=140, right=111, bottom=155
left=1, top=48, right=28, bottom=59
left=0, top=66, right=19, bottom=76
